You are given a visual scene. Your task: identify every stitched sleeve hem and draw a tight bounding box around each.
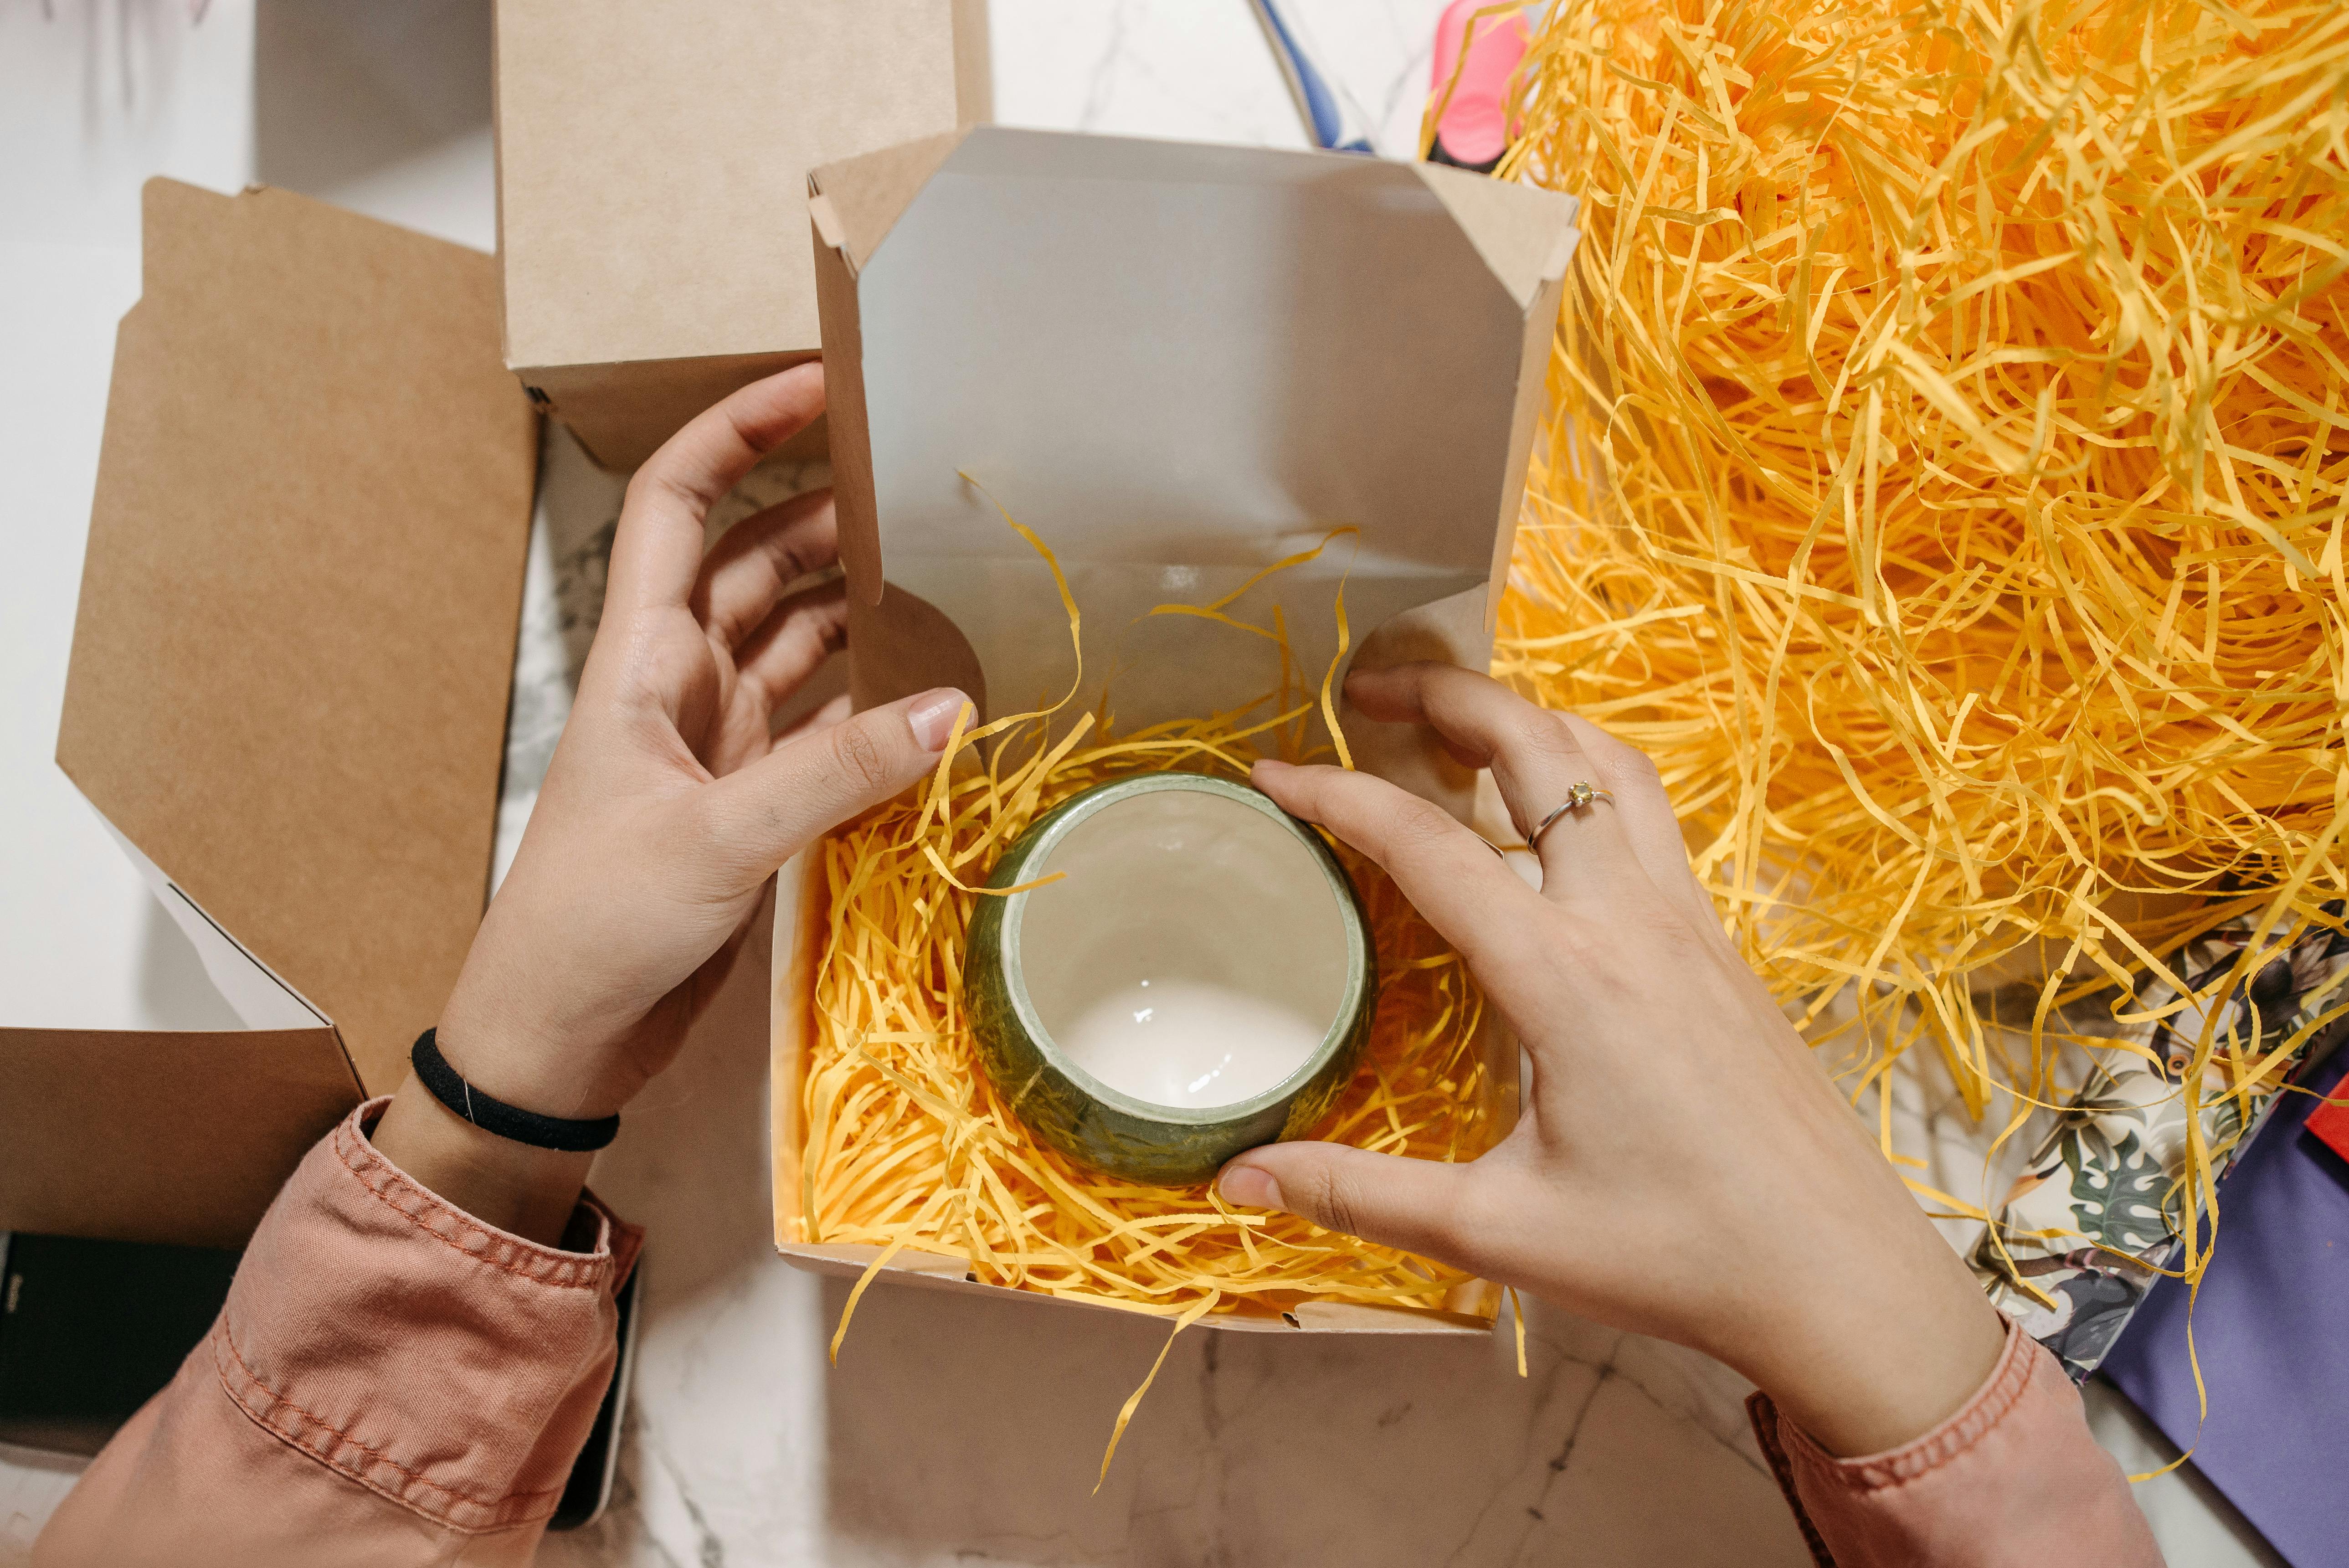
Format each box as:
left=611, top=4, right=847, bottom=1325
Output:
left=1758, top=1319, right=2038, bottom=1497
left=194, top=1098, right=643, bottom=1533
left=333, top=1099, right=619, bottom=1292
left=1747, top=1389, right=1838, bottom=1568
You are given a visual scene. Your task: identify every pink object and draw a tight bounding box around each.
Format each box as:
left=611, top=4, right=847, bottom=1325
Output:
left=1428, top=0, right=1532, bottom=166
left=1749, top=1321, right=2164, bottom=1567
left=33, top=1100, right=640, bottom=1567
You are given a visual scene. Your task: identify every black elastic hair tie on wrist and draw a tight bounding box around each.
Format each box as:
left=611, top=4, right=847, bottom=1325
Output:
left=410, top=1029, right=620, bottom=1153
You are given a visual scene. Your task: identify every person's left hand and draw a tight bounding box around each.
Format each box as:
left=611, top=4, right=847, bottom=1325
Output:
left=372, top=366, right=966, bottom=1241
left=1216, top=665, right=2005, bottom=1457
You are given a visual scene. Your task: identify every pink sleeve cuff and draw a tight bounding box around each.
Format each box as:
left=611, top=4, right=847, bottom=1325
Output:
left=1747, top=1321, right=2162, bottom=1568
left=210, top=1097, right=641, bottom=1532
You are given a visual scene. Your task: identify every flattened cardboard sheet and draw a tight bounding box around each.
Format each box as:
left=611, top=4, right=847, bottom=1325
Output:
left=0, top=1028, right=360, bottom=1250
left=809, top=129, right=1576, bottom=736
left=57, top=179, right=538, bottom=1103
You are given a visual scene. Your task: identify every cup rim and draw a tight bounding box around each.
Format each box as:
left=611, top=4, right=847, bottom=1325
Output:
left=996, top=771, right=1372, bottom=1128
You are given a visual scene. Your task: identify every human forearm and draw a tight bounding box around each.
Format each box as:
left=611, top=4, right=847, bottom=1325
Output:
left=1218, top=664, right=2156, bottom=1563
left=36, top=1102, right=637, bottom=1568
left=368, top=1069, right=596, bottom=1248
left=1737, top=1247, right=2009, bottom=1459
left=1750, top=1321, right=2163, bottom=1568
left=41, top=366, right=963, bottom=1563
left=1697, top=1132, right=2010, bottom=1457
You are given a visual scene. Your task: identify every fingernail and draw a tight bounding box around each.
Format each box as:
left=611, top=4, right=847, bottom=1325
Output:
left=1252, top=758, right=1293, bottom=777
left=1218, top=1164, right=1281, bottom=1211
left=907, top=688, right=969, bottom=752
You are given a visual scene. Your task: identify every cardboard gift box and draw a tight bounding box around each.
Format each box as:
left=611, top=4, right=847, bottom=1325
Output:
left=768, top=126, right=1579, bottom=1333
left=0, top=180, right=539, bottom=1249
left=493, top=0, right=992, bottom=472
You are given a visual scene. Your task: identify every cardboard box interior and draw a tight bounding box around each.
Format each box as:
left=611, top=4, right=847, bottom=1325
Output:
left=771, top=126, right=1578, bottom=1333
left=2, top=179, right=538, bottom=1249
left=493, top=0, right=992, bottom=471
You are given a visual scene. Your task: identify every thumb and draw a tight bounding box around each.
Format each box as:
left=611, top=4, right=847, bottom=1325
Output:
left=700, top=686, right=968, bottom=873
left=1218, top=1141, right=1476, bottom=1265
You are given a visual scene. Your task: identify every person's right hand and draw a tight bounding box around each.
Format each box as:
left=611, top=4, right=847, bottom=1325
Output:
left=372, top=366, right=966, bottom=1245
left=1219, top=664, right=2006, bottom=1458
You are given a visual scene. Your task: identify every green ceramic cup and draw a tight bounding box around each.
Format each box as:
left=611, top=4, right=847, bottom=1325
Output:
left=965, top=772, right=1376, bottom=1186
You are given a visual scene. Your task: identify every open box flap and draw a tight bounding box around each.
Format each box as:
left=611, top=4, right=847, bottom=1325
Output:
left=1407, top=160, right=1581, bottom=308
left=775, top=1239, right=1497, bottom=1336
left=808, top=129, right=1578, bottom=746
left=55, top=179, right=539, bottom=1100
left=497, top=0, right=990, bottom=374
left=807, top=128, right=972, bottom=275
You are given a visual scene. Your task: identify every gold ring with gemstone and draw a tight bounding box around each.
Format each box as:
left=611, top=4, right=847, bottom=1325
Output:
left=1527, top=781, right=1615, bottom=852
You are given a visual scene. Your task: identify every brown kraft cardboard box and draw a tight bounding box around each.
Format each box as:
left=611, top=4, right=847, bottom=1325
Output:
left=769, top=126, right=1580, bottom=1335
left=1, top=180, right=538, bottom=1249
left=493, top=0, right=992, bottom=471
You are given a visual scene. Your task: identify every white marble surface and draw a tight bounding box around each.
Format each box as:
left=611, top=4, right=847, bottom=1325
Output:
left=0, top=3, right=2275, bottom=1564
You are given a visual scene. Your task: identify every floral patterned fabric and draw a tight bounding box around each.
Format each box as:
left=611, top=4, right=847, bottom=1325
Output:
left=1972, top=909, right=2349, bottom=1380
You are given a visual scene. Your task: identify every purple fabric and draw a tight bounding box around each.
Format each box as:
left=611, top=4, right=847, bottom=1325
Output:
left=2101, top=1044, right=2349, bottom=1567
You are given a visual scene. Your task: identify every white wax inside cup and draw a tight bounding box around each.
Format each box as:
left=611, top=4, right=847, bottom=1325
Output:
left=1017, top=790, right=1350, bottom=1110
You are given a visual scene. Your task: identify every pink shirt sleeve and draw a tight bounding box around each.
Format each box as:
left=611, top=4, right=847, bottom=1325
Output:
left=33, top=1098, right=641, bottom=1568
left=1748, top=1321, right=2164, bottom=1567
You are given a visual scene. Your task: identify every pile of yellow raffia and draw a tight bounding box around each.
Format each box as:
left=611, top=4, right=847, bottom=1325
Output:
left=1491, top=0, right=2349, bottom=1240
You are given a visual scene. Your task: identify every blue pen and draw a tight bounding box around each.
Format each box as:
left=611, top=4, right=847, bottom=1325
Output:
left=1249, top=0, right=1377, bottom=154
